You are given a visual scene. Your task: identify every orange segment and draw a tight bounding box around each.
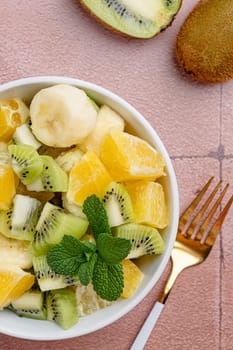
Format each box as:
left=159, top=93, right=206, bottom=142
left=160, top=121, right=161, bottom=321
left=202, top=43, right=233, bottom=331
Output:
left=0, top=264, right=34, bottom=308
left=0, top=166, right=16, bottom=209
left=100, top=131, right=166, bottom=182
left=121, top=259, right=143, bottom=298
left=0, top=99, right=29, bottom=142
left=126, top=180, right=168, bottom=229
left=67, top=151, right=112, bottom=206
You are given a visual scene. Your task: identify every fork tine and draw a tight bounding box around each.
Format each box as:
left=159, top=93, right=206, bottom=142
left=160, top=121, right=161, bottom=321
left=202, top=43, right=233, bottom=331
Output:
left=184, top=180, right=222, bottom=238
left=178, top=177, right=214, bottom=234
left=205, top=195, right=233, bottom=246
left=195, top=183, right=229, bottom=241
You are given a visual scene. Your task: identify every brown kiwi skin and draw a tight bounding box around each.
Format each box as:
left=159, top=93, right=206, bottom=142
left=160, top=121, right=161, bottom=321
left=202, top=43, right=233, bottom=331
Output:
left=176, top=0, right=233, bottom=84
left=80, top=0, right=183, bottom=40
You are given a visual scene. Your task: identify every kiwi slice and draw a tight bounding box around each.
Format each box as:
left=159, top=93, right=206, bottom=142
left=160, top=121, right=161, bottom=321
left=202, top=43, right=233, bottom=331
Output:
left=10, top=290, right=47, bottom=320
left=32, top=202, right=88, bottom=255
left=176, top=0, right=233, bottom=83
left=33, top=255, right=79, bottom=291
left=112, top=223, right=165, bottom=259
left=80, top=0, right=182, bottom=39
left=8, top=144, right=43, bottom=185
left=26, top=155, right=68, bottom=192
left=46, top=288, right=78, bottom=329
left=0, top=208, right=13, bottom=238
left=0, top=194, right=42, bottom=241
left=102, top=181, right=135, bottom=227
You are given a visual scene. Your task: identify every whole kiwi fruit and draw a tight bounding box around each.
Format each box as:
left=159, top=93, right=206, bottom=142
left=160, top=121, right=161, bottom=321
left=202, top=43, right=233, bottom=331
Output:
left=176, top=0, right=233, bottom=83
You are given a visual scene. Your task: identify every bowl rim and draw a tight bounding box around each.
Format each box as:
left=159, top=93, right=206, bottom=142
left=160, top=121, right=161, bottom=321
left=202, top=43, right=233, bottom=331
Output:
left=0, top=76, right=179, bottom=340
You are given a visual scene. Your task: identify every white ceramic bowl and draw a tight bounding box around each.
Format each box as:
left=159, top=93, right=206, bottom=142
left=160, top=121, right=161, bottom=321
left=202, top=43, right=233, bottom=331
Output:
left=0, top=76, right=179, bottom=340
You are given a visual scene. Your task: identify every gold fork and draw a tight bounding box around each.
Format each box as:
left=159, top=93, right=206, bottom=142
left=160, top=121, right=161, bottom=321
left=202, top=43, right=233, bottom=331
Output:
left=131, top=177, right=233, bottom=350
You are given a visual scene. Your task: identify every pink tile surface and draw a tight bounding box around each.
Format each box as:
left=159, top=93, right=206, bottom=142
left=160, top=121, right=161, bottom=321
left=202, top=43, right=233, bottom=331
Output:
left=0, top=0, right=232, bottom=349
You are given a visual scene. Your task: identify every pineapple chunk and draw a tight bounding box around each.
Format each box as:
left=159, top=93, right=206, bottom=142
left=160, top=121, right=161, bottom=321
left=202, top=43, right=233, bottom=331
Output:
left=0, top=233, right=33, bottom=269
left=55, top=147, right=84, bottom=173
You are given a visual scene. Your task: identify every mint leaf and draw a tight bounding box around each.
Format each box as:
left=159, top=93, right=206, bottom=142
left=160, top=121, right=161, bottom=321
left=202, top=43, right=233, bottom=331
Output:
left=83, top=195, right=111, bottom=239
left=92, top=256, right=123, bottom=301
left=47, top=235, right=87, bottom=275
left=97, top=233, right=131, bottom=265
left=78, top=253, right=97, bottom=285
left=78, top=262, right=92, bottom=285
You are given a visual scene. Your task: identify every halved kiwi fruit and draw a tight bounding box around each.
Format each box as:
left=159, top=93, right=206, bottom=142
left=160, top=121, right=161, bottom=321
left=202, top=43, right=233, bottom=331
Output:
left=112, top=223, right=165, bottom=259
left=80, top=0, right=182, bottom=39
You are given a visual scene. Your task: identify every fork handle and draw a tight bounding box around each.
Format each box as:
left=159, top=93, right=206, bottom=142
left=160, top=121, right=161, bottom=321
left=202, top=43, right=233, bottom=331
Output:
left=130, top=302, right=164, bottom=350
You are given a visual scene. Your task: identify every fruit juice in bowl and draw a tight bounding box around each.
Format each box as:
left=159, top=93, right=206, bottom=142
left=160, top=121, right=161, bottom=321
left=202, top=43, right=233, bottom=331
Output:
left=0, top=76, right=179, bottom=340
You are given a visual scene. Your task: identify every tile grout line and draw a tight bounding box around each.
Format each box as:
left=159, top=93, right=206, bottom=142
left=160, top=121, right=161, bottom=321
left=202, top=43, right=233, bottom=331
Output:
left=219, top=83, right=223, bottom=350
left=170, top=154, right=233, bottom=160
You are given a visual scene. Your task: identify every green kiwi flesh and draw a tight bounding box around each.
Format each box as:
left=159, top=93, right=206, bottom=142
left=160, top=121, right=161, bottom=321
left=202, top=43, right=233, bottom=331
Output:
left=112, top=223, right=164, bottom=259
left=8, top=144, right=43, bottom=185
left=32, top=202, right=88, bottom=255
left=46, top=288, right=78, bottom=329
left=80, top=0, right=182, bottom=39
left=0, top=194, right=42, bottom=240
left=102, top=181, right=135, bottom=227
left=27, top=155, right=68, bottom=192
left=176, top=0, right=233, bottom=83
left=32, top=255, right=79, bottom=291
left=10, top=290, right=47, bottom=320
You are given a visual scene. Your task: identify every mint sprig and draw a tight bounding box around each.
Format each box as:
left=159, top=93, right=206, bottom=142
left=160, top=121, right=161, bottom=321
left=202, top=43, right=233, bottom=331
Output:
left=47, top=195, right=131, bottom=301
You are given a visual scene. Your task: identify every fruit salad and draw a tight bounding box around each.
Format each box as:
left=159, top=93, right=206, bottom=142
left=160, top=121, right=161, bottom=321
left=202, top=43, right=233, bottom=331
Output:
left=0, top=84, right=168, bottom=329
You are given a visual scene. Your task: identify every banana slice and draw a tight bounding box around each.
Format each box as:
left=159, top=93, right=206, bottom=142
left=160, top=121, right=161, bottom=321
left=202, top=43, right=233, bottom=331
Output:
left=30, top=84, right=97, bottom=148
